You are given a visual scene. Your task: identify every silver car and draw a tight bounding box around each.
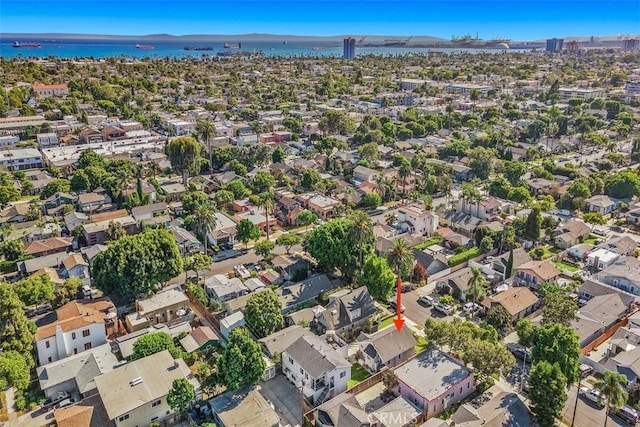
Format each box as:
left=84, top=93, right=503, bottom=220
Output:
left=579, top=386, right=606, bottom=408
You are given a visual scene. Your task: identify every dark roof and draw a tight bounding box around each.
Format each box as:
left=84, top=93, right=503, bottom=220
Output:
left=358, top=325, right=417, bottom=363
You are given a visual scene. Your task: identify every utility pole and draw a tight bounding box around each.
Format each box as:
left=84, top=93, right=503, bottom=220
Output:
left=571, top=376, right=582, bottom=427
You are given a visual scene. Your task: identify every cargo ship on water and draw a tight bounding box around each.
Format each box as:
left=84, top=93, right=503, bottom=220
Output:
left=135, top=44, right=154, bottom=50
left=223, top=42, right=241, bottom=49
left=13, top=41, right=41, bottom=48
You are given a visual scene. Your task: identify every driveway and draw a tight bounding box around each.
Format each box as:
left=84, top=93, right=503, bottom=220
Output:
left=401, top=288, right=459, bottom=328
left=258, top=374, right=302, bottom=427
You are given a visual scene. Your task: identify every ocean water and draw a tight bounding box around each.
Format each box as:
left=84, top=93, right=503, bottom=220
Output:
left=0, top=38, right=520, bottom=59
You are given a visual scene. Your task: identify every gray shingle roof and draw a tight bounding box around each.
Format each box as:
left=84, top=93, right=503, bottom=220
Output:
left=284, top=335, right=350, bottom=379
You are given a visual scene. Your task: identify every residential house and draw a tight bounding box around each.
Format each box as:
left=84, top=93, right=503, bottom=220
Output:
left=397, top=205, right=439, bottom=235
left=514, top=260, right=561, bottom=290
left=17, top=252, right=68, bottom=276
left=160, top=182, right=186, bottom=202
left=312, top=287, right=376, bottom=335
left=172, top=225, right=203, bottom=254
left=64, top=211, right=89, bottom=234
left=490, top=247, right=532, bottom=280
left=125, top=288, right=190, bottom=333
left=207, top=212, right=237, bottom=246
left=451, top=381, right=532, bottom=426
left=77, top=192, right=113, bottom=214
left=457, top=197, right=502, bottom=221
left=586, top=248, right=621, bottom=271
left=43, top=192, right=76, bottom=216
left=36, top=132, right=60, bottom=149
left=24, top=236, right=73, bottom=257
left=208, top=385, right=279, bottom=427
left=62, top=253, right=90, bottom=280
left=0, top=202, right=30, bottom=223
left=102, top=126, right=126, bottom=141
left=626, top=205, right=640, bottom=225
left=272, top=254, right=308, bottom=280
left=234, top=207, right=275, bottom=233
left=82, top=210, right=137, bottom=246
left=33, top=82, right=69, bottom=97
left=219, top=312, right=246, bottom=342
left=0, top=148, right=44, bottom=171
left=392, top=349, right=474, bottom=419
left=481, top=287, right=540, bottom=321
left=276, top=274, right=343, bottom=313
left=95, top=350, right=200, bottom=427
left=258, top=325, right=314, bottom=359
left=78, top=126, right=104, bottom=145
left=35, top=298, right=116, bottom=366
left=572, top=294, right=630, bottom=350
left=314, top=393, right=372, bottom=427
left=356, top=325, right=417, bottom=372
left=205, top=274, right=249, bottom=303
left=130, top=202, right=167, bottom=222
left=596, top=256, right=640, bottom=296
left=303, top=193, right=341, bottom=220
left=282, top=334, right=351, bottom=405
left=597, top=236, right=638, bottom=257
left=36, top=343, right=122, bottom=399
left=552, top=220, right=591, bottom=249
left=179, top=326, right=219, bottom=353
left=353, top=165, right=380, bottom=183
left=585, top=195, right=618, bottom=215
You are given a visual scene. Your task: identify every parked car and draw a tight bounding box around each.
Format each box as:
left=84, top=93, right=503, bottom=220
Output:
left=611, top=226, right=626, bottom=233
left=25, top=303, right=53, bottom=318
left=418, top=295, right=434, bottom=306
left=434, top=303, right=453, bottom=315
left=387, top=299, right=406, bottom=313
left=580, top=363, right=594, bottom=378
left=54, top=398, right=77, bottom=410
left=611, top=404, right=639, bottom=425
left=463, top=302, right=480, bottom=313
left=42, top=391, right=69, bottom=411
left=578, top=386, right=606, bottom=408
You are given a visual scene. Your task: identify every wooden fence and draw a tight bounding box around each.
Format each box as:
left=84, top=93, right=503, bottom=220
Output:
left=185, top=289, right=222, bottom=332
left=582, top=316, right=629, bottom=355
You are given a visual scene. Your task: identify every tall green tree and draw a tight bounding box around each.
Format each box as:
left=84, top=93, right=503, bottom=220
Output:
left=257, top=192, right=274, bottom=241
left=531, top=322, right=581, bottom=385
left=304, top=218, right=372, bottom=280
left=243, top=290, right=284, bottom=338
left=505, top=248, right=514, bottom=278
left=348, top=211, right=375, bottom=273
left=0, top=285, right=35, bottom=364
left=167, top=136, right=202, bottom=186
left=463, top=339, right=515, bottom=383
left=485, top=305, right=513, bottom=336
left=196, top=120, right=216, bottom=174
left=254, top=239, right=275, bottom=259
left=385, top=239, right=415, bottom=280
left=525, top=206, right=542, bottom=241
left=0, top=350, right=31, bottom=391
left=0, top=239, right=24, bottom=261
left=132, top=332, right=181, bottom=360
left=92, top=228, right=184, bottom=297
left=358, top=255, right=396, bottom=300
left=236, top=219, right=261, bottom=248
left=14, top=273, right=55, bottom=308
left=529, top=361, right=568, bottom=427
left=595, top=371, right=629, bottom=427
left=216, top=327, right=266, bottom=390
left=542, top=292, right=578, bottom=326
left=167, top=378, right=196, bottom=414
left=194, top=204, right=217, bottom=255
left=467, top=267, right=487, bottom=307
left=297, top=210, right=317, bottom=231
left=184, top=252, right=211, bottom=282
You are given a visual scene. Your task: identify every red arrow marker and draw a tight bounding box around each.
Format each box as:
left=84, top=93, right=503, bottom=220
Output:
left=394, top=277, right=404, bottom=331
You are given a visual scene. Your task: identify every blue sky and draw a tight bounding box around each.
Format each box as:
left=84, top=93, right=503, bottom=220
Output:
left=2, top=0, right=639, bottom=39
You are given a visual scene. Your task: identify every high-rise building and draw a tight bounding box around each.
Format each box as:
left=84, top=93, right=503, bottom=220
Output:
left=546, top=38, right=564, bottom=52
left=623, top=39, right=639, bottom=51
left=343, top=37, right=356, bottom=59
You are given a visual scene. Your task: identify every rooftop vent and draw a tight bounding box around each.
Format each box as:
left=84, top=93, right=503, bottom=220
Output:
left=130, top=377, right=144, bottom=386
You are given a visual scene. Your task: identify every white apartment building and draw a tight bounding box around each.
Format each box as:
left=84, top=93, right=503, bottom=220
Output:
left=282, top=335, right=351, bottom=405
left=0, top=148, right=44, bottom=171
left=35, top=299, right=115, bottom=366
left=397, top=205, right=439, bottom=235
left=0, top=135, right=19, bottom=148
left=558, top=87, right=605, bottom=100
left=36, top=132, right=60, bottom=149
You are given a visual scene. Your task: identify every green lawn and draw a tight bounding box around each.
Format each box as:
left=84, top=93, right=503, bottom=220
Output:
left=379, top=315, right=395, bottom=329
left=555, top=261, right=579, bottom=272
left=414, top=335, right=429, bottom=353
left=347, top=363, right=371, bottom=388
left=584, top=234, right=600, bottom=245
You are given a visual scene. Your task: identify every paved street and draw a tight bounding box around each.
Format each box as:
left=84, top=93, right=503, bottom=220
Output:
left=258, top=375, right=302, bottom=427
left=562, top=382, right=627, bottom=427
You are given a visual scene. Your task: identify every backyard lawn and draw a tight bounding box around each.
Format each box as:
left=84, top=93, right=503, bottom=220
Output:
left=348, top=363, right=371, bottom=388
left=378, top=315, right=395, bottom=329
left=555, top=261, right=579, bottom=272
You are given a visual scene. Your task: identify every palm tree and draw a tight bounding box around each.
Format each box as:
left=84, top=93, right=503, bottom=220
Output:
left=258, top=192, right=274, bottom=241
left=348, top=211, right=374, bottom=274
left=194, top=205, right=217, bottom=255
left=594, top=371, right=628, bottom=427
left=467, top=267, right=487, bottom=308
left=398, top=163, right=412, bottom=203
left=196, top=120, right=216, bottom=174
left=385, top=239, right=415, bottom=281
